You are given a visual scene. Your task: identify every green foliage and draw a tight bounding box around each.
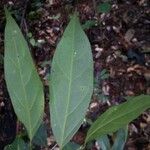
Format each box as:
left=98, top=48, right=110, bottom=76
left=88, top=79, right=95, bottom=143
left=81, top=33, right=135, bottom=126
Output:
left=63, top=142, right=80, bottom=150
left=112, top=127, right=128, bottom=150
left=49, top=14, right=93, bottom=148
left=82, top=20, right=97, bottom=30
left=4, top=137, right=28, bottom=150
left=27, top=32, right=37, bottom=47
left=97, top=2, right=111, bottom=13
left=97, top=135, right=111, bottom=150
left=32, top=123, right=47, bottom=146
left=3, top=7, right=150, bottom=150
left=29, top=38, right=36, bottom=47
left=100, top=69, right=109, bottom=80
left=85, top=95, right=150, bottom=143
left=97, top=127, right=128, bottom=150
left=4, top=9, right=44, bottom=140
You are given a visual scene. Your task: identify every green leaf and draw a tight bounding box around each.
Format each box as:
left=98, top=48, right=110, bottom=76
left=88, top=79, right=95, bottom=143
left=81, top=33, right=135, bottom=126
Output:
left=97, top=2, right=111, bottom=13
left=50, top=14, right=93, bottom=148
left=97, top=135, right=111, bottom=150
left=4, top=9, right=44, bottom=140
left=29, top=38, right=36, bottom=46
left=100, top=69, right=109, bottom=79
left=100, top=69, right=107, bottom=76
left=63, top=142, right=80, bottom=150
left=4, top=137, right=28, bottom=150
left=32, top=123, right=47, bottom=146
left=112, top=127, right=128, bottom=150
left=85, top=95, right=150, bottom=143
left=82, top=20, right=96, bottom=30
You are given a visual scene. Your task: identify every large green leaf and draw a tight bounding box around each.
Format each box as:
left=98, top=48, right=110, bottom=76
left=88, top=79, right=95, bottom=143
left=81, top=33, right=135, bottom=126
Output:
left=4, top=9, right=44, bottom=140
left=50, top=14, right=93, bottom=148
left=85, top=95, right=150, bottom=143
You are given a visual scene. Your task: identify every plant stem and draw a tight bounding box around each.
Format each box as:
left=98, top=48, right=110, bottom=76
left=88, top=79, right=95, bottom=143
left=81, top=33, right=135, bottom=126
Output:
left=92, top=0, right=96, bottom=11
left=29, top=140, right=32, bottom=150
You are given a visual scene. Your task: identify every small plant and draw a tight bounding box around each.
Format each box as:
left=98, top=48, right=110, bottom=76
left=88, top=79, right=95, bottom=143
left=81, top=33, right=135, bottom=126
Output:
left=98, top=127, right=128, bottom=150
left=3, top=8, right=150, bottom=150
left=97, top=2, right=111, bottom=13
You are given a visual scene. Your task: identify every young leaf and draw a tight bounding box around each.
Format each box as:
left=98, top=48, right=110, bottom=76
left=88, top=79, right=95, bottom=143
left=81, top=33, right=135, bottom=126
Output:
left=4, top=9, right=44, bottom=140
left=97, top=135, right=111, bottom=150
left=4, top=137, right=28, bottom=150
left=85, top=95, right=150, bottom=143
left=82, top=20, right=96, bottom=30
left=112, top=127, right=128, bottom=150
left=50, top=14, right=93, bottom=148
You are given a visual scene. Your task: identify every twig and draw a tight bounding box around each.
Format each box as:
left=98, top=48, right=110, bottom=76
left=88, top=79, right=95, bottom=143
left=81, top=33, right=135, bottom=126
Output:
left=29, top=140, right=32, bottom=150
left=20, top=0, right=29, bottom=30
left=92, top=0, right=96, bottom=11
left=51, top=144, right=58, bottom=150
left=22, top=19, right=29, bottom=34
left=16, top=119, right=20, bottom=135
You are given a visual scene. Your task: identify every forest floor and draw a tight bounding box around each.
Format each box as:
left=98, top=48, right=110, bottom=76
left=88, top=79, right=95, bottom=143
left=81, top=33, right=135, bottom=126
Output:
left=0, top=0, right=150, bottom=149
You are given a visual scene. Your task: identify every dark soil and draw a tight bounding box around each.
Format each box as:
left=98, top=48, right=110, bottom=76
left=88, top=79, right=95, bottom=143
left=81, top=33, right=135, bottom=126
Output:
left=0, top=0, right=150, bottom=149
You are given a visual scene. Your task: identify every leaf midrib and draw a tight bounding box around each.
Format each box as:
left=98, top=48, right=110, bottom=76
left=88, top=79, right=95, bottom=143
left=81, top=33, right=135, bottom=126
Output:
left=60, top=17, right=76, bottom=147
left=12, top=30, right=32, bottom=138
left=86, top=101, right=148, bottom=142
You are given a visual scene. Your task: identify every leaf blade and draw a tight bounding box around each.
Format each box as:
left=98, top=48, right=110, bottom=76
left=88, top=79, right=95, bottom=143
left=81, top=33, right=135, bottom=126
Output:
left=112, top=127, right=128, bottom=150
left=4, top=137, right=28, bottom=150
left=32, top=123, right=47, bottom=146
left=50, top=14, right=93, bottom=148
left=85, top=95, right=150, bottom=143
left=97, top=135, right=111, bottom=150
left=4, top=9, right=44, bottom=140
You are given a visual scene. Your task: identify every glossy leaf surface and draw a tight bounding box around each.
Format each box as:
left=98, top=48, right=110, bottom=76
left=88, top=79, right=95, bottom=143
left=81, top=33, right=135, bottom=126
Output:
left=86, top=95, right=150, bottom=142
left=4, top=9, right=44, bottom=140
left=50, top=14, right=93, bottom=148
